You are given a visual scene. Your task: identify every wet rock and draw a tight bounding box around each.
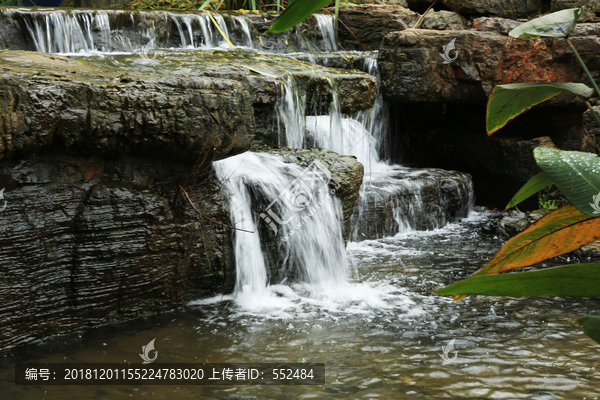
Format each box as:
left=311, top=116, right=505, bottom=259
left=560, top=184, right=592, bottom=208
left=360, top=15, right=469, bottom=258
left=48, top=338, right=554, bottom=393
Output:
left=334, top=5, right=419, bottom=50
left=350, top=167, right=474, bottom=240
left=0, top=51, right=255, bottom=165
left=258, top=147, right=364, bottom=238
left=0, top=154, right=235, bottom=351
left=406, top=0, right=543, bottom=19
left=497, top=211, right=529, bottom=237
left=288, top=52, right=378, bottom=71
left=575, top=240, right=600, bottom=258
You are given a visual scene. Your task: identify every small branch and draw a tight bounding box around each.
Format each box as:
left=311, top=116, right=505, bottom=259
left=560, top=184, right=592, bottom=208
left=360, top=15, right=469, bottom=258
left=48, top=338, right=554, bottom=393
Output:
left=567, top=38, right=600, bottom=99
left=324, top=9, right=367, bottom=51
left=179, top=185, right=254, bottom=233
left=408, top=2, right=435, bottom=30
left=584, top=100, right=600, bottom=129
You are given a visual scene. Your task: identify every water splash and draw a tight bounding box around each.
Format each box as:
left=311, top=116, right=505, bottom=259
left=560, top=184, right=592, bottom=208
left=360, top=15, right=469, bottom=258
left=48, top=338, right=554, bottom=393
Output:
left=213, top=151, right=348, bottom=310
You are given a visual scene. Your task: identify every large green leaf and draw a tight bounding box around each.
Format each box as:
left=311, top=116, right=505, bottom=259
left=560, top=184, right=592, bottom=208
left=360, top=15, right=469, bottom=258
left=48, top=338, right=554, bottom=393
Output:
left=577, top=316, right=600, bottom=345
left=534, top=147, right=600, bottom=216
left=470, top=204, right=600, bottom=277
left=505, top=172, right=554, bottom=209
left=487, top=83, right=593, bottom=134
left=435, top=263, right=600, bottom=297
left=266, top=0, right=332, bottom=34
left=509, top=7, right=585, bottom=38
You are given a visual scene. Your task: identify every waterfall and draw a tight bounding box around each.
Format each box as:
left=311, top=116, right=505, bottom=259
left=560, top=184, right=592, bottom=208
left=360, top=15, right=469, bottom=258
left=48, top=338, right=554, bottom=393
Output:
left=213, top=152, right=348, bottom=308
left=313, top=14, right=338, bottom=52
left=274, top=58, right=474, bottom=240
left=233, top=16, right=253, bottom=48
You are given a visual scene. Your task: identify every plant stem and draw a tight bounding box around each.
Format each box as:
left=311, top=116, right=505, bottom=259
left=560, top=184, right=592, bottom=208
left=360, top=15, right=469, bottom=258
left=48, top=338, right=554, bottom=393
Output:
left=567, top=38, right=600, bottom=99
left=334, top=0, right=340, bottom=43
left=585, top=100, right=600, bottom=128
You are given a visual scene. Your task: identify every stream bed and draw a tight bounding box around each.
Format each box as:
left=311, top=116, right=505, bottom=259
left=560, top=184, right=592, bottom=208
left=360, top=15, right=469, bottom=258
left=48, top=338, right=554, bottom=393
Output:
left=2, top=211, right=599, bottom=399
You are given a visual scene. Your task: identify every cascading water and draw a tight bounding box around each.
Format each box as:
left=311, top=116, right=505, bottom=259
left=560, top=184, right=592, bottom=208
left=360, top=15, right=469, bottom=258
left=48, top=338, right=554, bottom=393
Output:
left=213, top=151, right=348, bottom=308
left=275, top=57, right=475, bottom=240
left=313, top=14, right=338, bottom=52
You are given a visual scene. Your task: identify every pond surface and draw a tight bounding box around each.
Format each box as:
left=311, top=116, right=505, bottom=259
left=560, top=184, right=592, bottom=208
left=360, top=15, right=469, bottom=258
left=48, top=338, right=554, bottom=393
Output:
left=2, top=212, right=599, bottom=399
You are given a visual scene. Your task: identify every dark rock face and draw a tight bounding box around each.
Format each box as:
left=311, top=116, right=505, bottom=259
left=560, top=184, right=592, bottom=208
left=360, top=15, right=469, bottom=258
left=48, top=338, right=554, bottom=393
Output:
left=0, top=154, right=235, bottom=350
left=406, top=0, right=543, bottom=19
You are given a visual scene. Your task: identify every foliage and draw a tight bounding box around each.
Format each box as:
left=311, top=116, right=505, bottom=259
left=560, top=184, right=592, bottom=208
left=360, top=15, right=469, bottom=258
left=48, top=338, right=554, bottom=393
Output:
left=486, top=83, right=593, bottom=135
left=436, top=7, right=600, bottom=345
left=509, top=7, right=585, bottom=39
left=266, top=0, right=334, bottom=34
left=0, top=0, right=22, bottom=5
left=435, top=263, right=600, bottom=297
left=505, top=172, right=553, bottom=210
left=537, top=189, right=567, bottom=210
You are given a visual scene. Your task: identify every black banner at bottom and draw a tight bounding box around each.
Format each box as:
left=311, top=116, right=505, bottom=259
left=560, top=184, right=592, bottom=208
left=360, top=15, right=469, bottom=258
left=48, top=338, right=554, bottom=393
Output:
left=15, top=363, right=325, bottom=385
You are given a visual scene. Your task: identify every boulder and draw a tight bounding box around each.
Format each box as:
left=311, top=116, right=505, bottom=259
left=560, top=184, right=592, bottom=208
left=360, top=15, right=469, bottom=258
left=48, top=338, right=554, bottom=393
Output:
left=405, top=0, right=543, bottom=19
left=334, top=5, right=419, bottom=50
left=379, top=29, right=600, bottom=104
left=349, top=167, right=473, bottom=240
left=421, top=10, right=469, bottom=30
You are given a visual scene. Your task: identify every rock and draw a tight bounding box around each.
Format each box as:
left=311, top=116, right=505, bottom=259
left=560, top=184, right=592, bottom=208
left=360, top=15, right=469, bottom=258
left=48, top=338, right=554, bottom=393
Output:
left=0, top=50, right=378, bottom=163
left=575, top=239, right=600, bottom=258
left=582, top=105, right=600, bottom=151
left=258, top=148, right=364, bottom=241
left=473, top=17, right=522, bottom=35
left=421, top=10, right=468, bottom=30
left=349, top=167, right=473, bottom=240
left=405, top=0, right=543, bottom=19
left=0, top=154, right=235, bottom=351
left=379, top=29, right=600, bottom=104
left=551, top=1, right=600, bottom=20
left=497, top=211, right=529, bottom=237
left=0, top=51, right=255, bottom=165
left=334, top=5, right=419, bottom=50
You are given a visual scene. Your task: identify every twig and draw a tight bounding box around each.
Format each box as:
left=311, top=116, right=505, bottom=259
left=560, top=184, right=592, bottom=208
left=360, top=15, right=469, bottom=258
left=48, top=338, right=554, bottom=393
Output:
left=324, top=9, right=366, bottom=51
left=408, top=1, right=435, bottom=30
left=179, top=185, right=254, bottom=233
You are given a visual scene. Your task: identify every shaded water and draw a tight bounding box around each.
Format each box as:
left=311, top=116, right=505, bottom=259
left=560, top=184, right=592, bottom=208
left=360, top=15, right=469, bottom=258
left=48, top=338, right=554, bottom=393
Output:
left=2, top=212, right=599, bottom=399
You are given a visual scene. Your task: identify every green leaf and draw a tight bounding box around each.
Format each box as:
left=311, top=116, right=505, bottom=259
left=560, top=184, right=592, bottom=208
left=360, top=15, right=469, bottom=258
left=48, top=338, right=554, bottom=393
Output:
left=534, top=147, right=600, bottom=216
left=470, top=204, right=600, bottom=277
left=435, top=263, right=600, bottom=297
left=506, top=172, right=554, bottom=209
left=577, top=316, right=600, bottom=345
left=509, top=7, right=585, bottom=38
left=487, top=83, right=593, bottom=134
left=266, top=1, right=332, bottom=34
